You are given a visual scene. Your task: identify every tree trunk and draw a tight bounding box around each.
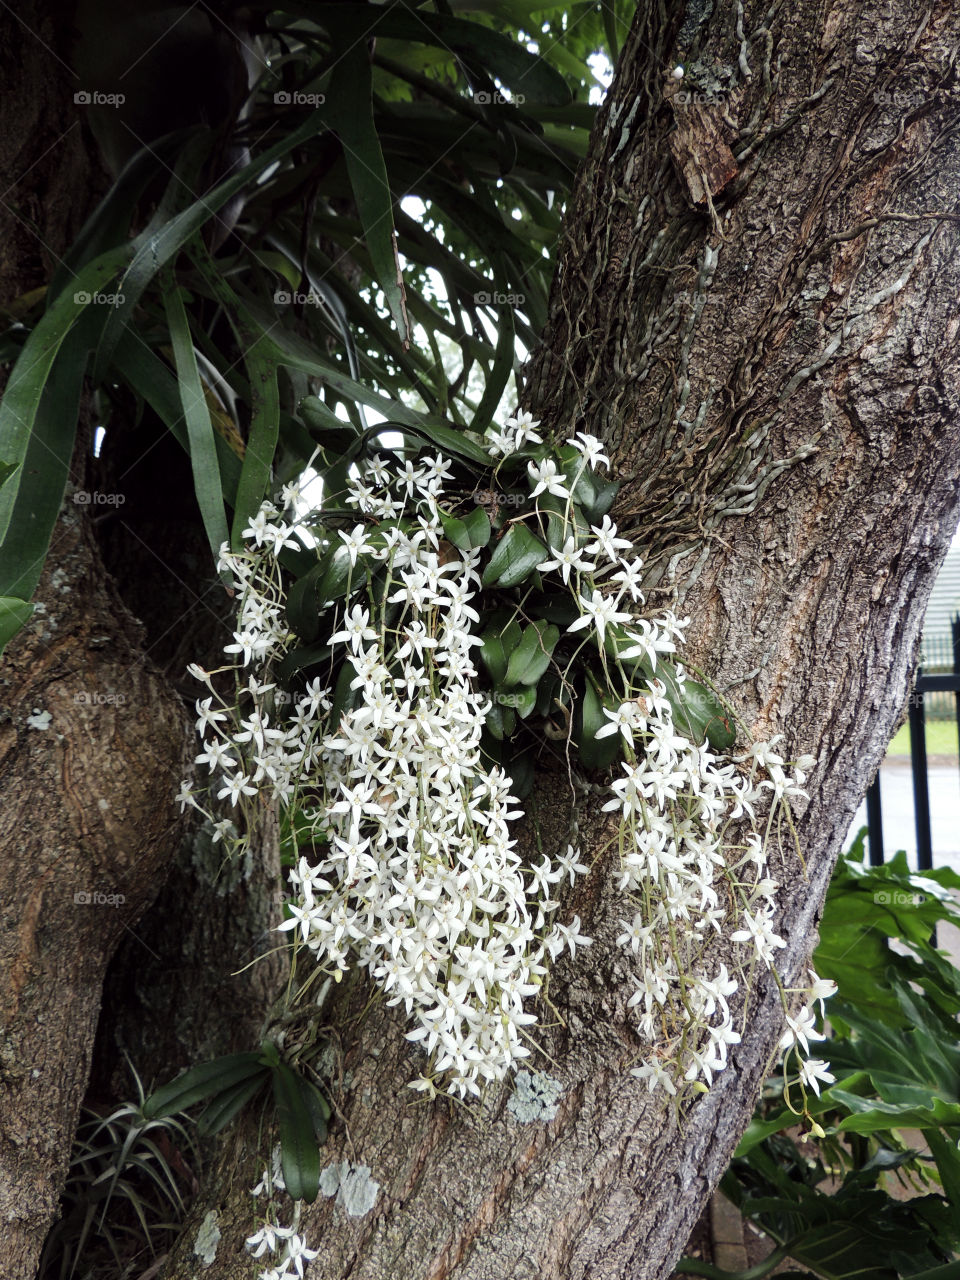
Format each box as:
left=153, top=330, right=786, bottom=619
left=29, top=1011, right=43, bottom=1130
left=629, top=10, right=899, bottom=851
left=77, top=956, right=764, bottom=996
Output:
left=0, top=8, right=221, bottom=1274
left=156, top=2, right=960, bottom=1279
left=0, top=8, right=288, bottom=1276
left=0, top=472, right=190, bottom=1276
left=0, top=8, right=182, bottom=1274
left=6, top=1, right=960, bottom=1279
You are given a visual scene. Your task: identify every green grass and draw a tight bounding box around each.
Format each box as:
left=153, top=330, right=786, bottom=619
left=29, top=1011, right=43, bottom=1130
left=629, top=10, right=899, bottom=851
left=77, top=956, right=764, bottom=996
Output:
left=887, top=719, right=960, bottom=758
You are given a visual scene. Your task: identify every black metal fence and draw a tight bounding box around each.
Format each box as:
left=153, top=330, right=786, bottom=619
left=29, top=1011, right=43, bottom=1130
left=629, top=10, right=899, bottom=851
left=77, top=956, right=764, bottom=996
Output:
left=866, top=613, right=960, bottom=870
left=919, top=631, right=960, bottom=719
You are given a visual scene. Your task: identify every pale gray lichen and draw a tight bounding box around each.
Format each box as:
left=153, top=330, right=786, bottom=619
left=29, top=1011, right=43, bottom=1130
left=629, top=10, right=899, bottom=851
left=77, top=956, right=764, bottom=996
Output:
left=677, top=0, right=713, bottom=49
left=26, top=708, right=51, bottom=731
left=507, top=1070, right=564, bottom=1123
left=678, top=58, right=735, bottom=99
left=193, top=1209, right=221, bottom=1266
left=319, top=1160, right=380, bottom=1217
left=315, top=1037, right=338, bottom=1080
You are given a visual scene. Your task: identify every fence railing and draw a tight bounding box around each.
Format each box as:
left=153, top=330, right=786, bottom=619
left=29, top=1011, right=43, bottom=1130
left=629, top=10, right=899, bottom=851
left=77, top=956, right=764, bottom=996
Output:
left=866, top=612, right=960, bottom=870
left=918, top=630, right=960, bottom=719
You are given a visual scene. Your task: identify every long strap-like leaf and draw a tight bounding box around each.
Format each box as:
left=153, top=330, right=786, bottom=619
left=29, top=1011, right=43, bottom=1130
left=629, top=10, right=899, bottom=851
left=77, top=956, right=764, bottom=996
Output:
left=162, top=277, right=231, bottom=560
left=329, top=39, right=410, bottom=348
left=0, top=313, right=103, bottom=655
left=272, top=4, right=572, bottom=105
left=232, top=337, right=280, bottom=550
left=0, top=115, right=329, bottom=654
left=0, top=247, right=131, bottom=545
left=91, top=113, right=328, bottom=385
left=272, top=1062, right=321, bottom=1203
left=111, top=332, right=242, bottom=502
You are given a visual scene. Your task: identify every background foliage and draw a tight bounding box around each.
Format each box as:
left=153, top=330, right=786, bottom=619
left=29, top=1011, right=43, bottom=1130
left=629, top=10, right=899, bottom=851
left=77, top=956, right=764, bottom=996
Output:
left=0, top=0, right=630, bottom=651
left=695, top=834, right=960, bottom=1280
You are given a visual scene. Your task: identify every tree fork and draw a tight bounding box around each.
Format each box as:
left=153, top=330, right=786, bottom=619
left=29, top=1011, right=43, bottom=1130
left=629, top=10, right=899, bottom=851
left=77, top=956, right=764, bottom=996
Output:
left=4, top=0, right=960, bottom=1278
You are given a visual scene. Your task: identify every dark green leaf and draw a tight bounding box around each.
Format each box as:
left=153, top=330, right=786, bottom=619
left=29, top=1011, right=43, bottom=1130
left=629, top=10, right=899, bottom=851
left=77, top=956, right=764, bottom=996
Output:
left=198, top=1072, right=269, bottom=1135
left=301, top=1078, right=332, bottom=1143
left=278, top=644, right=333, bottom=683
left=287, top=545, right=355, bottom=640
left=535, top=671, right=561, bottom=718
left=580, top=473, right=620, bottom=522
left=911, top=1263, right=960, bottom=1280
left=576, top=678, right=621, bottom=769
left=272, top=1063, right=321, bottom=1202
left=143, top=1053, right=267, bottom=1118
left=479, top=630, right=508, bottom=685
left=486, top=701, right=506, bottom=740
left=481, top=523, right=547, bottom=589
left=503, top=619, right=559, bottom=686
left=0, top=248, right=129, bottom=545
left=329, top=42, right=409, bottom=344
left=394, top=419, right=492, bottom=468
left=0, top=317, right=98, bottom=645
left=525, top=593, right=580, bottom=626
left=231, top=345, right=280, bottom=549
left=651, top=659, right=736, bottom=750
left=329, top=656, right=362, bottom=731
left=500, top=617, right=523, bottom=655
left=299, top=394, right=359, bottom=440
left=511, top=684, right=537, bottom=719
left=162, top=279, right=230, bottom=561
left=441, top=506, right=491, bottom=551
left=0, top=597, right=34, bottom=653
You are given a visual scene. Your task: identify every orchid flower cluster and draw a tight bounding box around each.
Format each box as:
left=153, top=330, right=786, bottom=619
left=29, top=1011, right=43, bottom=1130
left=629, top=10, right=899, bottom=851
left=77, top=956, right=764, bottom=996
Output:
left=178, top=408, right=835, bottom=1110
left=614, top=733, right=830, bottom=1099
left=245, top=1149, right=317, bottom=1280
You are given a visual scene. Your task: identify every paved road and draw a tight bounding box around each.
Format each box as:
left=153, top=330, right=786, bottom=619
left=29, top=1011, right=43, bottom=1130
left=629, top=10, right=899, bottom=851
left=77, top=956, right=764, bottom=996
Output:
left=848, top=758, right=960, bottom=873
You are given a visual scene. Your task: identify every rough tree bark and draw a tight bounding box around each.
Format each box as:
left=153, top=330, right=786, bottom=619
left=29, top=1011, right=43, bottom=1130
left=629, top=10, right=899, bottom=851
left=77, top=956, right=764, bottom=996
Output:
left=0, top=7, right=188, bottom=1274
left=4, top=1, right=960, bottom=1279
left=0, top=7, right=277, bottom=1277
left=0, top=456, right=189, bottom=1276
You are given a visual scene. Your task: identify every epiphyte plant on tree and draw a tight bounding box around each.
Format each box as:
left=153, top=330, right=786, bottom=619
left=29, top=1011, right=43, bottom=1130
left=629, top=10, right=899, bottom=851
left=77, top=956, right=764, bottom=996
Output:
left=167, top=394, right=835, bottom=1272
left=10, top=0, right=954, bottom=1273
